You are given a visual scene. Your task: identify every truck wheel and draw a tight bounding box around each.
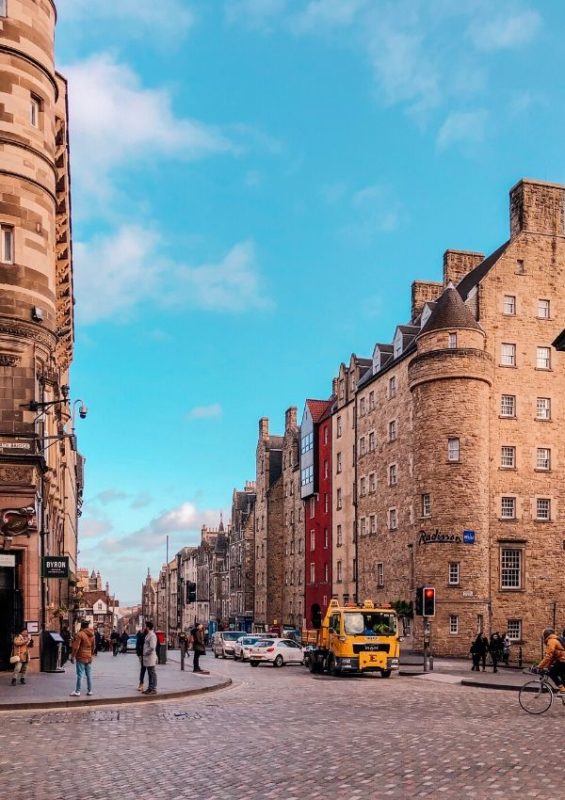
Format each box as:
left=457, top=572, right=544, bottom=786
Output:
left=328, top=655, right=341, bottom=676
left=274, top=655, right=284, bottom=668
left=250, top=661, right=259, bottom=667
left=381, top=669, right=392, bottom=678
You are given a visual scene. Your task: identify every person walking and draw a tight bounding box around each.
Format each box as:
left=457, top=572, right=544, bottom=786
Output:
left=110, top=628, right=120, bottom=656
left=193, top=623, right=209, bottom=674
left=469, top=634, right=483, bottom=671
left=136, top=626, right=147, bottom=692
left=11, top=628, right=32, bottom=685
left=501, top=632, right=511, bottom=666
left=61, top=624, right=71, bottom=666
left=489, top=632, right=502, bottom=673
left=70, top=620, right=96, bottom=697
left=142, top=621, right=158, bottom=695
left=120, top=630, right=128, bottom=654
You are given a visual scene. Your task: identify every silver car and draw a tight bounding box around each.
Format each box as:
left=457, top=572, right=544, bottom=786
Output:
left=212, top=630, right=246, bottom=659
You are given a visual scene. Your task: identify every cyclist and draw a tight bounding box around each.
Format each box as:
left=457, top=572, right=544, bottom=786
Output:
left=535, top=627, right=565, bottom=693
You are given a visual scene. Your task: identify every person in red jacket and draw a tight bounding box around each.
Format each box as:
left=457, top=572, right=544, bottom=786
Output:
left=537, top=627, right=565, bottom=693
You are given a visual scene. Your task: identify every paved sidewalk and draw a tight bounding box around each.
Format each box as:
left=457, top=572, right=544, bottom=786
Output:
left=400, top=652, right=532, bottom=690
left=0, top=650, right=230, bottom=711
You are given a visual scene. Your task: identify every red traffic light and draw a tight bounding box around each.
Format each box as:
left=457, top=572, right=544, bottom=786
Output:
left=423, top=586, right=436, bottom=616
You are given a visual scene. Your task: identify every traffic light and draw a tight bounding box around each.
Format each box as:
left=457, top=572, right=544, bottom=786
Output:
left=423, top=586, right=436, bottom=617
left=187, top=581, right=196, bottom=604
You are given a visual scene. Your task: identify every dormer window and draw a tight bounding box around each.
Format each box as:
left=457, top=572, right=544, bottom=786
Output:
left=448, top=332, right=457, bottom=349
left=393, top=330, right=403, bottom=358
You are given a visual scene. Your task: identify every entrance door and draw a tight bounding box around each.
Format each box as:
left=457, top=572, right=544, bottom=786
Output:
left=0, top=556, right=22, bottom=671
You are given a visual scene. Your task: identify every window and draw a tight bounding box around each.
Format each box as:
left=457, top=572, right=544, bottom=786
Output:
left=359, top=397, right=366, bottom=416
left=336, top=524, right=342, bottom=546
left=369, top=472, right=376, bottom=493
left=324, top=426, right=329, bottom=445
left=335, top=452, right=342, bottom=475
left=337, top=560, right=342, bottom=582
left=500, top=497, right=516, bottom=519
left=301, top=432, right=313, bottom=454
left=516, top=259, right=525, bottom=274
left=324, top=493, right=329, bottom=513
left=388, top=508, right=398, bottom=530
left=536, top=346, right=551, bottom=370
left=448, top=332, right=457, bottom=348
left=501, top=548, right=522, bottom=589
left=501, top=343, right=516, bottom=366
left=369, top=391, right=375, bottom=410
left=503, top=295, right=516, bottom=315
left=376, top=562, right=384, bottom=587
left=388, top=464, right=397, bottom=486
left=536, top=448, right=550, bottom=471
left=536, top=498, right=551, bottom=521
left=388, top=420, right=397, bottom=442
left=501, top=446, right=516, bottom=468
left=298, top=538, right=303, bottom=554
left=447, top=437, right=460, bottom=462
left=359, top=436, right=366, bottom=456
left=352, top=520, right=357, bottom=543
left=421, top=493, right=431, bottom=517
left=538, top=299, right=550, bottom=319
left=337, top=416, right=342, bottom=437
left=290, top=538, right=294, bottom=554
left=1, top=224, right=14, bottom=264
left=324, top=563, right=329, bottom=582
left=301, top=465, right=313, bottom=487
left=30, top=94, right=41, bottom=128
left=359, top=477, right=366, bottom=496
left=310, top=529, right=315, bottom=551
left=449, top=615, right=459, bottom=635
left=336, top=488, right=342, bottom=510
left=0, top=1, right=6, bottom=17
left=389, top=376, right=397, bottom=398
left=360, top=517, right=366, bottom=537
left=507, top=620, right=522, bottom=641
left=324, top=528, right=328, bottom=548
left=369, top=514, right=376, bottom=534
left=368, top=431, right=375, bottom=452
left=448, top=562, right=460, bottom=585
left=310, top=563, right=315, bottom=584
left=353, top=558, right=357, bottom=580
left=536, top=397, right=551, bottom=420
left=324, top=459, right=328, bottom=479
left=501, top=394, right=516, bottom=417
left=309, top=497, right=315, bottom=518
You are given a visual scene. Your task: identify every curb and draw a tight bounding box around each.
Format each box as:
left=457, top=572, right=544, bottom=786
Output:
left=0, top=677, right=232, bottom=712
left=460, top=679, right=521, bottom=692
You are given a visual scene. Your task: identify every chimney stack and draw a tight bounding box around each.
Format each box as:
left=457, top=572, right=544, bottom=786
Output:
left=443, top=250, right=484, bottom=287
left=510, top=178, right=565, bottom=238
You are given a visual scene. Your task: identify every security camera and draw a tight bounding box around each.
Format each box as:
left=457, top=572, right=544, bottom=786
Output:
left=79, top=403, right=88, bottom=419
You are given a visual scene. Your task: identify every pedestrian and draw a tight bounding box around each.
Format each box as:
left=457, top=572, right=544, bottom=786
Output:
left=179, top=630, right=190, bottom=671
left=61, top=624, right=71, bottom=666
left=120, top=630, right=128, bottom=654
left=489, top=632, right=502, bottom=673
left=193, top=623, right=209, bottom=674
left=110, top=628, right=120, bottom=656
left=10, top=628, right=32, bottom=685
left=501, top=632, right=511, bottom=666
left=469, top=634, right=483, bottom=671
left=142, top=621, right=158, bottom=695
left=136, top=626, right=147, bottom=692
left=70, top=620, right=95, bottom=697
left=536, top=627, right=565, bottom=693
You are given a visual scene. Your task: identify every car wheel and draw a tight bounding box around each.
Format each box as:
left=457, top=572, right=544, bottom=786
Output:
left=214, top=651, right=219, bottom=659
left=274, top=654, right=284, bottom=668
left=250, top=661, right=259, bottom=667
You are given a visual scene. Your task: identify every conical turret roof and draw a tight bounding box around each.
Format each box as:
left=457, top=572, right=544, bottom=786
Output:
left=420, top=283, right=482, bottom=334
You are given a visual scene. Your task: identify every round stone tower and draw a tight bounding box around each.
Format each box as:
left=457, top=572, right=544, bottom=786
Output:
left=408, top=285, right=493, bottom=655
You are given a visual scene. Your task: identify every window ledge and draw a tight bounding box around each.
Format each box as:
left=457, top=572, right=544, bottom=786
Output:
left=499, top=415, right=517, bottom=420
left=535, top=368, right=553, bottom=372
left=500, top=466, right=517, bottom=471
left=534, top=468, right=551, bottom=473
left=498, top=517, right=517, bottom=522
left=534, top=418, right=552, bottom=422
left=534, top=518, right=551, bottom=523
left=500, top=588, right=525, bottom=592
left=499, top=364, right=517, bottom=368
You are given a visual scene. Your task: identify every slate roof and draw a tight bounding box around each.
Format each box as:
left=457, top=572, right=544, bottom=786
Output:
left=456, top=241, right=509, bottom=300
left=553, top=328, right=565, bottom=351
left=420, top=283, right=482, bottom=334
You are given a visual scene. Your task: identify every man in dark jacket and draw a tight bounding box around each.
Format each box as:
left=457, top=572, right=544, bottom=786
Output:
left=193, top=623, right=208, bottom=674
left=136, top=627, right=147, bottom=691
left=120, top=630, right=129, bottom=654
left=110, top=628, right=120, bottom=656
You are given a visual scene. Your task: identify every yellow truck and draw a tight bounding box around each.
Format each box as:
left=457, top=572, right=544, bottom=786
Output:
left=304, top=599, right=400, bottom=677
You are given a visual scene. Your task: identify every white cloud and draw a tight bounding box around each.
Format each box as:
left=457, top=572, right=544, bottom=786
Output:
left=63, top=54, right=232, bottom=200
left=291, top=0, right=368, bottom=34
left=56, top=0, right=195, bottom=42
left=74, top=228, right=272, bottom=325
left=187, top=403, right=223, bottom=420
left=467, top=9, right=541, bottom=52
left=436, top=109, right=488, bottom=150
left=79, top=517, right=113, bottom=540
left=225, top=0, right=288, bottom=31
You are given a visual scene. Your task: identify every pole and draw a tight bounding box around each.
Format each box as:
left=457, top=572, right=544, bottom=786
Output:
left=165, top=535, right=169, bottom=651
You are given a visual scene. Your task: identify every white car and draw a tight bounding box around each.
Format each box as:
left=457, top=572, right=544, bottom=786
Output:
left=234, top=635, right=264, bottom=661
left=248, top=638, right=304, bottom=668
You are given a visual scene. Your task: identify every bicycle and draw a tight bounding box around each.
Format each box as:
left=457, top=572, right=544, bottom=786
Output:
left=519, top=668, right=565, bottom=714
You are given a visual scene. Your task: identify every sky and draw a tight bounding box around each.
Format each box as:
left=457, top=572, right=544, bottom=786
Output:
left=53, top=0, right=565, bottom=604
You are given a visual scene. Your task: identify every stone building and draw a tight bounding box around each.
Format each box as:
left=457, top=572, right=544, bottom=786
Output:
left=332, top=356, right=371, bottom=606
left=229, top=481, right=256, bottom=630
left=209, top=518, right=229, bottom=627
left=254, top=417, right=283, bottom=630
left=0, top=1, right=83, bottom=672
left=281, top=407, right=303, bottom=630
left=356, top=178, right=565, bottom=661
left=141, top=569, right=158, bottom=625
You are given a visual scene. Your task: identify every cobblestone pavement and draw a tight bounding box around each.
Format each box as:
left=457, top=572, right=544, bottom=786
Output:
left=0, top=657, right=562, bottom=799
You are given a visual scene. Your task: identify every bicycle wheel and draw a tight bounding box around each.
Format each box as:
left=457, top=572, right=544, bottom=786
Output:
left=519, top=680, right=554, bottom=714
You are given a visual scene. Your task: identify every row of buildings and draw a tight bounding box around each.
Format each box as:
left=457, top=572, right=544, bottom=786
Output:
left=147, top=178, right=565, bottom=661
left=0, top=2, right=85, bottom=671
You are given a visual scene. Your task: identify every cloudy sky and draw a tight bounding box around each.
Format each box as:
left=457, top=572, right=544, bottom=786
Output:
left=55, top=0, right=565, bottom=603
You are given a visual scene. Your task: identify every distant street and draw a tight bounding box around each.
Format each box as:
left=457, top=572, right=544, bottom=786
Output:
left=1, top=656, right=563, bottom=799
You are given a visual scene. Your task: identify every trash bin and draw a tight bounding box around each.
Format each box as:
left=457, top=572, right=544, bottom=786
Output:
left=156, top=630, right=167, bottom=665
left=41, top=631, right=65, bottom=673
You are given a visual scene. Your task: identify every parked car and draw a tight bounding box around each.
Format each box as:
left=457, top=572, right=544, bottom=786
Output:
left=248, top=638, right=304, bottom=667
left=212, top=630, right=246, bottom=659
left=234, top=635, right=264, bottom=661
left=126, top=635, right=137, bottom=653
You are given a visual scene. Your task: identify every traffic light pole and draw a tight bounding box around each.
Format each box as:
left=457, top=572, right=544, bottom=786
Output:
left=423, top=618, right=433, bottom=672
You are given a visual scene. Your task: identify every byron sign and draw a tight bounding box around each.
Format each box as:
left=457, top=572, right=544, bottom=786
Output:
left=42, top=556, right=69, bottom=579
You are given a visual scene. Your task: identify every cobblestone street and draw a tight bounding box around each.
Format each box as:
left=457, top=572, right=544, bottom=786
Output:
left=0, top=658, right=563, bottom=799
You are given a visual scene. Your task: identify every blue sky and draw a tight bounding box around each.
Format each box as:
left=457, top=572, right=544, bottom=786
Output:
left=55, top=0, right=565, bottom=604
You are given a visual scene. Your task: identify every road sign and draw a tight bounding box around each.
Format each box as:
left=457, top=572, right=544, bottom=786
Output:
left=463, top=530, right=476, bottom=544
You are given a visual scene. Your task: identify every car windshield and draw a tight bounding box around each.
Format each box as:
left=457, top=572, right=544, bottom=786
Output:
left=223, top=632, right=244, bottom=641
left=344, top=612, right=397, bottom=636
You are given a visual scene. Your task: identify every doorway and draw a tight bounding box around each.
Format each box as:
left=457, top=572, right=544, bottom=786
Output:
left=0, top=552, right=22, bottom=670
